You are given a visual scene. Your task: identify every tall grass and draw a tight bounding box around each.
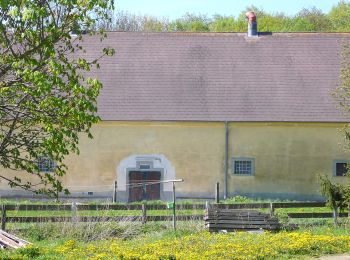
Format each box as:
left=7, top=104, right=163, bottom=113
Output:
left=10, top=215, right=205, bottom=243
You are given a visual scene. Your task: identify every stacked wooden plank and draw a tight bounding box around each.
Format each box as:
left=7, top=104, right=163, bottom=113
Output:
left=0, top=230, right=31, bottom=249
left=204, top=209, right=280, bottom=232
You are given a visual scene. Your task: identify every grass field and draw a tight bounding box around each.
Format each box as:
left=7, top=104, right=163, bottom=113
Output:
left=0, top=197, right=349, bottom=259
left=1, top=222, right=350, bottom=259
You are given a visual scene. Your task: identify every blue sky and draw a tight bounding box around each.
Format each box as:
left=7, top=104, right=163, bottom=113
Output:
left=115, top=0, right=342, bottom=19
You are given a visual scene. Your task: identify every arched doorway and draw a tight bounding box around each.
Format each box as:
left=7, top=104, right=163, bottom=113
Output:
left=116, top=155, right=175, bottom=202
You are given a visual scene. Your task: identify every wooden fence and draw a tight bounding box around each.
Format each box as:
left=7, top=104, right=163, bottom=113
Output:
left=0, top=201, right=348, bottom=231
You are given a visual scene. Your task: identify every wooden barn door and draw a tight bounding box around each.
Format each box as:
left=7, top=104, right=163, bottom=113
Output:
left=128, top=171, right=161, bottom=202
left=146, top=171, right=161, bottom=201
left=128, top=171, right=144, bottom=202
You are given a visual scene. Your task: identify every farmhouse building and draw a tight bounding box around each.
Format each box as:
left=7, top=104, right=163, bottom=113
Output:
left=1, top=18, right=350, bottom=201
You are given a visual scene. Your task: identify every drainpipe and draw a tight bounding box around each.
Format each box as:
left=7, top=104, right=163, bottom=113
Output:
left=224, top=121, right=229, bottom=199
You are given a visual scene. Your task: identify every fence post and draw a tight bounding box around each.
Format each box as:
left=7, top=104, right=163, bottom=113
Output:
left=112, top=181, right=117, bottom=203
left=215, top=182, right=220, bottom=204
left=172, top=182, right=176, bottom=231
left=1, top=205, right=6, bottom=231
left=333, top=207, right=338, bottom=227
left=142, top=203, right=147, bottom=225
left=269, top=202, right=275, bottom=216
left=205, top=201, right=212, bottom=211
left=72, top=202, right=77, bottom=223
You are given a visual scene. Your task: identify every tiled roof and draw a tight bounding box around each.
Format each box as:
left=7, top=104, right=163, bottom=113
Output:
left=82, top=32, right=350, bottom=122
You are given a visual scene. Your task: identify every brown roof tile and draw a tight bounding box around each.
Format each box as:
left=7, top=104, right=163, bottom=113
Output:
left=82, top=32, right=350, bottom=122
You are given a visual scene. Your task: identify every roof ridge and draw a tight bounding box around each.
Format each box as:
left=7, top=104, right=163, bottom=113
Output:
left=102, top=31, right=350, bottom=36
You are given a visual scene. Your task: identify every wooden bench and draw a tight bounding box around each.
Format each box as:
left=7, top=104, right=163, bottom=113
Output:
left=204, top=208, right=280, bottom=232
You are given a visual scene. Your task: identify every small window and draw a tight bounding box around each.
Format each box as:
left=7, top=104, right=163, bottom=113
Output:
left=139, top=164, right=151, bottom=170
left=232, top=158, right=255, bottom=175
left=137, top=161, right=153, bottom=170
left=37, top=157, right=56, bottom=172
left=333, top=160, right=349, bottom=177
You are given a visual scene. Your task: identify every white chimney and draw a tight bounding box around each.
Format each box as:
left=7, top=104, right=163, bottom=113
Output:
left=246, top=11, right=258, bottom=37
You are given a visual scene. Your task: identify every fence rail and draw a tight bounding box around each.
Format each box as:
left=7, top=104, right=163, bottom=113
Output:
left=0, top=202, right=327, bottom=211
left=2, top=215, right=204, bottom=223
left=0, top=201, right=346, bottom=230
left=286, top=212, right=348, bottom=218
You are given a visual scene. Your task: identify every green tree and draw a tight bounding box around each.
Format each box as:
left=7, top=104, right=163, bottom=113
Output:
left=333, top=41, right=350, bottom=135
left=210, top=15, right=245, bottom=32
left=318, top=175, right=348, bottom=226
left=329, top=1, right=350, bottom=32
left=104, top=2, right=350, bottom=33
left=113, top=11, right=142, bottom=31
left=170, top=13, right=210, bottom=32
left=331, top=40, right=350, bottom=223
left=0, top=0, right=114, bottom=197
left=142, top=16, right=169, bottom=32
left=108, top=11, right=169, bottom=32
left=295, top=7, right=332, bottom=32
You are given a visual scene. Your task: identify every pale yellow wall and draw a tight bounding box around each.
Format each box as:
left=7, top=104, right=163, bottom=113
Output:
left=0, top=121, right=349, bottom=200
left=228, top=122, right=350, bottom=199
left=60, top=121, right=225, bottom=197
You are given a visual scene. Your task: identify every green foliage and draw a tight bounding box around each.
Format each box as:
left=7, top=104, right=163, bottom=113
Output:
left=143, top=16, right=169, bottom=32
left=297, top=7, right=333, bottom=31
left=169, top=13, right=210, bottom=32
left=223, top=195, right=252, bottom=203
left=5, top=230, right=350, bottom=259
left=334, top=40, right=350, bottom=119
left=110, top=1, right=350, bottom=32
left=274, top=211, right=290, bottom=230
left=333, top=40, right=350, bottom=181
left=0, top=245, right=43, bottom=260
left=209, top=15, right=245, bottom=32
left=332, top=20, right=350, bottom=225
left=318, top=175, right=348, bottom=211
left=317, top=174, right=349, bottom=226
left=16, top=245, right=41, bottom=258
left=0, top=0, right=114, bottom=196
left=329, top=1, right=350, bottom=32
left=20, top=222, right=136, bottom=242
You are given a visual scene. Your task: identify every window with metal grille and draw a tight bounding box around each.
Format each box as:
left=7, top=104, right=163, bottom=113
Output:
left=232, top=158, right=254, bottom=175
left=333, top=160, right=349, bottom=177
left=37, top=157, right=56, bottom=172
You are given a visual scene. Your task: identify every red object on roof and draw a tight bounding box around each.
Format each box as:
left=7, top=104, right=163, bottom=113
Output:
left=245, top=11, right=257, bottom=23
